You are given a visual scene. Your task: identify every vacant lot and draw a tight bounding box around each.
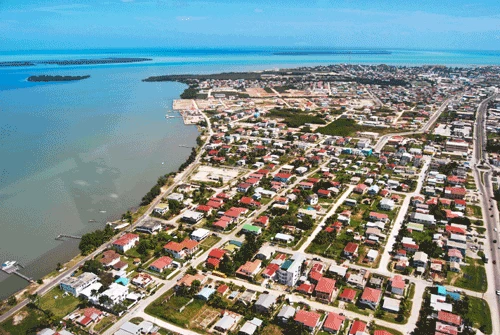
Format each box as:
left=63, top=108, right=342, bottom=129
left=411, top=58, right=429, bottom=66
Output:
left=145, top=291, right=206, bottom=328
left=447, top=259, right=487, bottom=292
left=467, top=296, right=492, bottom=334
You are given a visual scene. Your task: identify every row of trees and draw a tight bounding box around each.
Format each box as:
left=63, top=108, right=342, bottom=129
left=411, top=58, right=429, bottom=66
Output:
left=78, top=224, right=115, bottom=255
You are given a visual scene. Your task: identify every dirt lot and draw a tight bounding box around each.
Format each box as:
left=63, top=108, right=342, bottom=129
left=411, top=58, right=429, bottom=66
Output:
left=191, top=165, right=241, bottom=183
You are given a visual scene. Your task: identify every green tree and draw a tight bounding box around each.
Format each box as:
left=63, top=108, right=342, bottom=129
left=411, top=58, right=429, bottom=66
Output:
left=82, top=259, right=104, bottom=274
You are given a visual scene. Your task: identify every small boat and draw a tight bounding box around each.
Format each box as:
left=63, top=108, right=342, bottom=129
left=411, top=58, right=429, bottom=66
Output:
left=88, top=219, right=96, bottom=223
left=165, top=115, right=175, bottom=119
left=99, top=210, right=106, bottom=213
left=2, top=261, right=17, bottom=269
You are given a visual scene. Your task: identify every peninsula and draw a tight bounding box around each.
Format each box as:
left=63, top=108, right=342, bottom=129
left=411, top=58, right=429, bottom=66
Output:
left=27, top=75, right=91, bottom=82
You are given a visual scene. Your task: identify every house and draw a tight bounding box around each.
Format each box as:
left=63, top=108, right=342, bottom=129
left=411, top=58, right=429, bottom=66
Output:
left=96, top=283, right=128, bottom=307
left=163, top=239, right=199, bottom=259
left=383, top=297, right=401, bottom=313
left=343, top=242, right=359, bottom=258
left=239, top=318, right=263, bottom=335
left=389, top=275, right=406, bottom=295
left=444, top=187, right=466, bottom=200
left=116, top=321, right=142, bottom=335
left=344, top=198, right=357, bottom=207
left=153, top=203, right=169, bottom=216
left=191, top=228, right=211, bottom=242
left=410, top=212, right=436, bottom=225
left=323, top=312, right=345, bottom=333
left=131, top=273, right=154, bottom=288
left=346, top=272, right=367, bottom=289
left=182, top=210, right=204, bottom=223
left=254, top=293, right=277, bottom=314
left=438, top=311, right=462, bottom=327
left=236, top=259, right=262, bottom=279
left=214, top=313, right=238, bottom=333
left=274, top=173, right=293, bottom=183
left=447, top=249, right=463, bottom=263
left=338, top=288, right=357, bottom=303
left=196, top=287, right=216, bottom=301
left=176, top=273, right=207, bottom=289
left=354, top=184, right=368, bottom=194
left=349, top=320, right=367, bottom=335
left=277, top=253, right=305, bottom=286
left=294, top=310, right=321, bottom=331
left=76, top=307, right=103, bottom=327
left=379, top=198, right=395, bottom=211
left=261, top=263, right=280, bottom=279
left=242, top=224, right=262, bottom=235
left=297, top=282, right=315, bottom=295
left=60, top=272, right=98, bottom=296
left=99, top=250, right=120, bottom=268
left=113, top=233, right=139, bottom=253
left=307, top=194, right=319, bottom=205
left=365, top=249, right=378, bottom=263
left=277, top=305, right=296, bottom=324
left=149, top=256, right=173, bottom=273
left=315, top=277, right=336, bottom=303
left=413, top=251, right=429, bottom=269
left=369, top=211, right=389, bottom=223
left=359, top=287, right=382, bottom=309
left=135, top=220, right=162, bottom=234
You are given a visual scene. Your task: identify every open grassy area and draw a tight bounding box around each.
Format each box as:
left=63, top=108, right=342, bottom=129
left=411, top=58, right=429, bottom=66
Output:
left=261, top=323, right=284, bottom=335
left=446, top=259, right=487, bottom=292
left=145, top=291, right=206, bottom=328
left=268, top=108, right=326, bottom=127
left=466, top=205, right=483, bottom=218
left=467, top=296, right=492, bottom=334
left=93, top=315, right=116, bottom=333
left=0, top=308, right=47, bottom=335
left=39, top=287, right=80, bottom=318
left=200, top=235, right=221, bottom=250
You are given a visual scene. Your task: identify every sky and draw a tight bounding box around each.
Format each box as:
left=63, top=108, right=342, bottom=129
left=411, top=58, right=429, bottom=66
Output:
left=1, top=0, right=500, bottom=51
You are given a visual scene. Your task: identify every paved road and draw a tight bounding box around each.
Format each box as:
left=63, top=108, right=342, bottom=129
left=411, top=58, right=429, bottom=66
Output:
left=297, top=185, right=355, bottom=253
left=374, top=97, right=454, bottom=152
left=471, top=93, right=500, bottom=335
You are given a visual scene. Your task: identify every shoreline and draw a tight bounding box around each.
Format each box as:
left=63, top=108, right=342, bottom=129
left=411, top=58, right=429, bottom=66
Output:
left=0, top=94, right=203, bottom=313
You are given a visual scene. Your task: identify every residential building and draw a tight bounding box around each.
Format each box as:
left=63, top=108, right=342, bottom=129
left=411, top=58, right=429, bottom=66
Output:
left=60, top=272, right=98, bottom=296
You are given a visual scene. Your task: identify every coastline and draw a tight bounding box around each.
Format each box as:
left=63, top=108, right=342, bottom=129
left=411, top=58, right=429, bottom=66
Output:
left=0, top=88, right=203, bottom=314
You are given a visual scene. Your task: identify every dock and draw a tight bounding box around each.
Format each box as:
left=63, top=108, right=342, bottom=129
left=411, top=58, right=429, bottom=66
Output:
left=55, top=234, right=82, bottom=241
left=1, top=264, right=34, bottom=283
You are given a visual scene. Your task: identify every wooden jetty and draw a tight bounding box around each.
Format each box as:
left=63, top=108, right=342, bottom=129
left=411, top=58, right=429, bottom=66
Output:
left=55, top=234, right=82, bottom=241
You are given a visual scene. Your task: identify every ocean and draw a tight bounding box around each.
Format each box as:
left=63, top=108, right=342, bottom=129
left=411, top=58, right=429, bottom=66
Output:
left=0, top=47, right=498, bottom=299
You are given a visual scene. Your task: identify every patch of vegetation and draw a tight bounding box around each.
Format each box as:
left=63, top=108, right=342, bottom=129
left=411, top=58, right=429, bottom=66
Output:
left=268, top=108, right=326, bottom=127
left=446, top=259, right=487, bottom=292
left=316, top=118, right=360, bottom=137
left=466, top=296, right=492, bottom=334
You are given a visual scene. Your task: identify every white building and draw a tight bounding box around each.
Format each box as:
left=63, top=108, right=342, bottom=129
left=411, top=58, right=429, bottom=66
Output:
left=191, top=228, right=211, bottom=242
left=60, top=272, right=98, bottom=297
left=277, top=253, right=304, bottom=286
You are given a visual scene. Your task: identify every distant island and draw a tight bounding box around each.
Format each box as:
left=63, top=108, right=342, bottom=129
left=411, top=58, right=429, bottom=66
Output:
left=27, top=75, right=91, bottom=82
left=273, top=50, right=391, bottom=56
left=0, top=61, right=35, bottom=67
left=38, top=57, right=152, bottom=66
left=0, top=58, right=151, bottom=68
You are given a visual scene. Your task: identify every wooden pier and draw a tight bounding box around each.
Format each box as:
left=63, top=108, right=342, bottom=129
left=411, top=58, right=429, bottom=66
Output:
left=1, top=265, right=34, bottom=283
left=55, top=234, right=82, bottom=241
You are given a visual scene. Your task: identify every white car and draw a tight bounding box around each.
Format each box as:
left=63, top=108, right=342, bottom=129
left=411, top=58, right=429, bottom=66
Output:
left=497, top=290, right=500, bottom=296
left=495, top=228, right=498, bottom=232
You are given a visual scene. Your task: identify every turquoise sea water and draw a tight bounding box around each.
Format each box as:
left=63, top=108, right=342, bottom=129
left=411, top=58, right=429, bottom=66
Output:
left=0, top=47, right=498, bottom=299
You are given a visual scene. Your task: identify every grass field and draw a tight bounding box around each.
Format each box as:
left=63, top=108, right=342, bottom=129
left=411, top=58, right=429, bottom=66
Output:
left=39, top=287, right=80, bottom=318
left=1, top=309, right=46, bottom=335
left=467, top=296, right=492, bottom=334
left=145, top=291, right=206, bottom=328
left=200, top=235, right=221, bottom=250
left=446, top=259, right=487, bottom=292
